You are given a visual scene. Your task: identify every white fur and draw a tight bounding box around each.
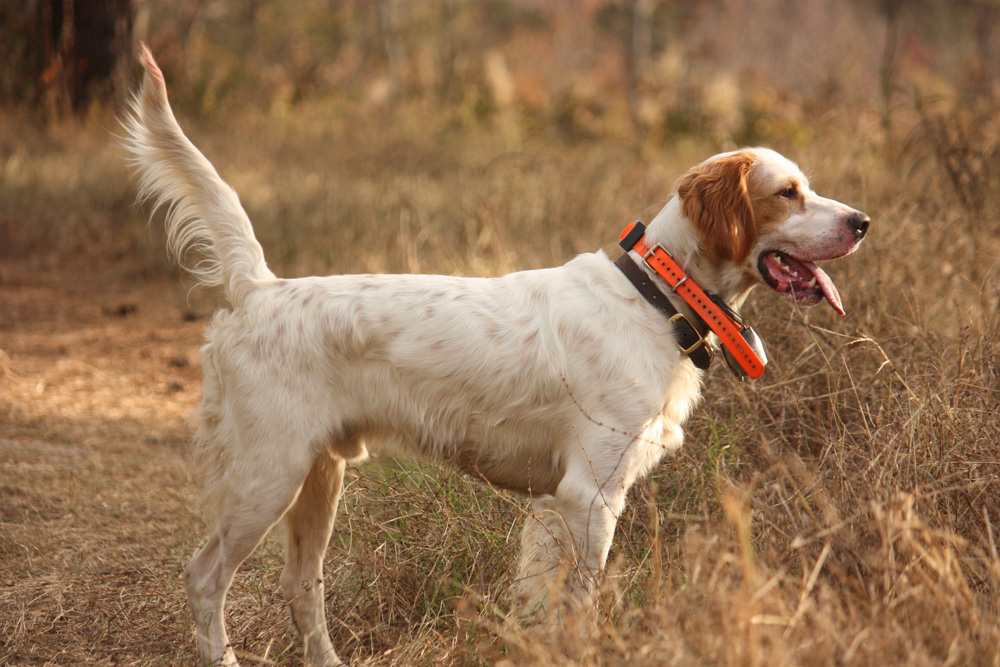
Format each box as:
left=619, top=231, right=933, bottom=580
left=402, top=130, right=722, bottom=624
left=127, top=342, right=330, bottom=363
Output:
left=123, top=46, right=866, bottom=667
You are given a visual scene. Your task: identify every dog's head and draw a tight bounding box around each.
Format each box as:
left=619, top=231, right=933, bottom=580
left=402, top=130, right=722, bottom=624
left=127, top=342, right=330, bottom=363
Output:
left=665, top=147, right=869, bottom=315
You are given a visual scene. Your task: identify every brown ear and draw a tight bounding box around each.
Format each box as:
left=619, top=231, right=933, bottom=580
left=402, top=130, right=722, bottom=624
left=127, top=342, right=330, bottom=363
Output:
left=676, top=152, right=756, bottom=263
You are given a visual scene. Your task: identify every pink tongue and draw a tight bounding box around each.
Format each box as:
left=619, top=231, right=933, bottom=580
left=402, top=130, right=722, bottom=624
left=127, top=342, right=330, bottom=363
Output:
left=801, top=260, right=845, bottom=316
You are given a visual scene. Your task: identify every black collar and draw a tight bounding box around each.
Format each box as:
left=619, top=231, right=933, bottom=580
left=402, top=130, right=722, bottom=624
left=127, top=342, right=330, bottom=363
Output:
left=614, top=253, right=714, bottom=371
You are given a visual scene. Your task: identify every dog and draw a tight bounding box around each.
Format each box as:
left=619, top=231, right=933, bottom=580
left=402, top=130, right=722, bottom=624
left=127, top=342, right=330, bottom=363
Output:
left=123, top=45, right=868, bottom=666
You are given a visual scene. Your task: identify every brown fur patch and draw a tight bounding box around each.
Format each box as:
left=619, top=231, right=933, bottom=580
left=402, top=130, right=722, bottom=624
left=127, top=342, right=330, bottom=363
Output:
left=677, top=152, right=757, bottom=263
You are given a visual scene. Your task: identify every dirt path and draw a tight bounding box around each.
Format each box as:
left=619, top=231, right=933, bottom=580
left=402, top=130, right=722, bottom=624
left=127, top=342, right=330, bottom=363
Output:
left=0, top=267, right=210, bottom=664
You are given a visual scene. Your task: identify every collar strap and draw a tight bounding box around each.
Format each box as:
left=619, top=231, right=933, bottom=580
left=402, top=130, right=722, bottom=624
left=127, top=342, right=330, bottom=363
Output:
left=617, top=221, right=766, bottom=379
left=614, top=254, right=714, bottom=371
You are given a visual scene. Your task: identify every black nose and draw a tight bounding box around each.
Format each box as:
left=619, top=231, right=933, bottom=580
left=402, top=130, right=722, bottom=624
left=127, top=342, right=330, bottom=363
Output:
left=847, top=212, right=870, bottom=240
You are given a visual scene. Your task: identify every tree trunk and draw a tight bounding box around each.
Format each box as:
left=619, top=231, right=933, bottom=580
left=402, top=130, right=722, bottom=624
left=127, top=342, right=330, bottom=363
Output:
left=0, top=0, right=133, bottom=118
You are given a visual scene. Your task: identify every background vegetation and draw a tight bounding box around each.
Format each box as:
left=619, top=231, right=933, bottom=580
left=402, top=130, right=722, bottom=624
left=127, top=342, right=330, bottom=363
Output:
left=2, top=0, right=999, bottom=665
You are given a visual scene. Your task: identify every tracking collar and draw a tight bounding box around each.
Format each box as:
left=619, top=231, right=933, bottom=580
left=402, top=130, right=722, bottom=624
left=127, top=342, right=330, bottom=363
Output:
left=615, top=221, right=768, bottom=380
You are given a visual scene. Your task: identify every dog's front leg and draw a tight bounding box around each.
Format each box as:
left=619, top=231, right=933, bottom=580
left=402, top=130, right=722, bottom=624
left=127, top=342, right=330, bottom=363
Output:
left=511, top=461, right=626, bottom=619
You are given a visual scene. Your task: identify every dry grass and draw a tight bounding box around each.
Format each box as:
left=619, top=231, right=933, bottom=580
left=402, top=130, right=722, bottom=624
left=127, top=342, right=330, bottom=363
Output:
left=3, top=7, right=1000, bottom=664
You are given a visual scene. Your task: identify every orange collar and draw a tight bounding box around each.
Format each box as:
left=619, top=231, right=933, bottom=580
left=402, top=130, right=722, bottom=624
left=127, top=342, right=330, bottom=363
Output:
left=618, top=221, right=767, bottom=379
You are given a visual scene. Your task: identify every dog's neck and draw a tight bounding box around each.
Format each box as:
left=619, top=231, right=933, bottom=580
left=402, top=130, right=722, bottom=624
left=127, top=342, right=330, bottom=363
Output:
left=642, top=197, right=756, bottom=311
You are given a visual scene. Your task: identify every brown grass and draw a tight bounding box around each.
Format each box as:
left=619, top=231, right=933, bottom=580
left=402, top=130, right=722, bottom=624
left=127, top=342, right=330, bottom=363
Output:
left=3, top=4, right=1000, bottom=665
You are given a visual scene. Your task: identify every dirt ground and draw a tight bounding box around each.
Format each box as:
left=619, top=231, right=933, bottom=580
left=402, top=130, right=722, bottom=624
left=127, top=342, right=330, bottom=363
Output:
left=0, top=262, right=209, bottom=664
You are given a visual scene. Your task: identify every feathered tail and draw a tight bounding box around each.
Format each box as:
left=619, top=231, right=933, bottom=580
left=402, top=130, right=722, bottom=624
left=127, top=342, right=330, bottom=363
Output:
left=121, top=44, right=275, bottom=307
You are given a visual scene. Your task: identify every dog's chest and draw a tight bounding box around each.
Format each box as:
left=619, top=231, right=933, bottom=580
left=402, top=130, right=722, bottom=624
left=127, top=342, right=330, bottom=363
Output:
left=645, top=359, right=703, bottom=454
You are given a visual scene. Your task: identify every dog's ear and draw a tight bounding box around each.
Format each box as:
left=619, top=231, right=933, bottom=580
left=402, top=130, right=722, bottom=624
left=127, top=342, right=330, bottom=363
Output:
left=676, top=152, right=756, bottom=264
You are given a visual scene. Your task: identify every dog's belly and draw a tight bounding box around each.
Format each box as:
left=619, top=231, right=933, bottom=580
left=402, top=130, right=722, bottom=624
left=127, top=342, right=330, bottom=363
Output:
left=355, top=409, right=568, bottom=497
left=452, top=445, right=564, bottom=495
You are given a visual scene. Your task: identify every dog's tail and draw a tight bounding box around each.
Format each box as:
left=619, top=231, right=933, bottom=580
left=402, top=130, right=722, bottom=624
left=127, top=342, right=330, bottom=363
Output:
left=121, top=44, right=275, bottom=308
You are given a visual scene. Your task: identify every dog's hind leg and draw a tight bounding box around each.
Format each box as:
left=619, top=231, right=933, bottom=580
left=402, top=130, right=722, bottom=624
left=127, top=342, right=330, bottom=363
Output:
left=185, top=463, right=308, bottom=667
left=279, top=449, right=346, bottom=667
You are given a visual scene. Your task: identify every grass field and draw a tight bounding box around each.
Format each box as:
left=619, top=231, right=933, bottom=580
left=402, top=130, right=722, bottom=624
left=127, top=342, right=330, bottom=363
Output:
left=3, top=4, right=1000, bottom=665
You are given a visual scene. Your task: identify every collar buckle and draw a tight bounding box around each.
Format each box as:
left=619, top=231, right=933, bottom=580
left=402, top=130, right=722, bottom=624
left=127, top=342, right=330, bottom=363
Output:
left=669, top=313, right=714, bottom=361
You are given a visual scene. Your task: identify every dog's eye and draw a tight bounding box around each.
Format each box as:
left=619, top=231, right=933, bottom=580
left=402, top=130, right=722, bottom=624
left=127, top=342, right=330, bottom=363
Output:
left=777, top=187, right=797, bottom=199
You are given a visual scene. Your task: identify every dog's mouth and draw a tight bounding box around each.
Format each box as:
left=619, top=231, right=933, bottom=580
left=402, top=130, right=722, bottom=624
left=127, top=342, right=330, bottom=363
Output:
left=757, top=250, right=844, bottom=316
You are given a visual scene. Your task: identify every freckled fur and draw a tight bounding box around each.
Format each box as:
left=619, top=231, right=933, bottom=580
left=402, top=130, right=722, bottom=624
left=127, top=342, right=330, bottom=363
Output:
left=123, top=45, right=868, bottom=667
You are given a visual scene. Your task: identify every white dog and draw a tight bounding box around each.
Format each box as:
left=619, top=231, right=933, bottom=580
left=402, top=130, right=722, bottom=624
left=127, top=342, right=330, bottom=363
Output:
left=124, top=45, right=868, bottom=666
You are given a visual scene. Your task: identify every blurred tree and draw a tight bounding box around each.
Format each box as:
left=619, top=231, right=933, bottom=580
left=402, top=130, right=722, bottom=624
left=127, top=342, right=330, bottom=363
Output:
left=970, top=0, right=1000, bottom=88
left=0, top=0, right=133, bottom=119
left=376, top=0, right=406, bottom=83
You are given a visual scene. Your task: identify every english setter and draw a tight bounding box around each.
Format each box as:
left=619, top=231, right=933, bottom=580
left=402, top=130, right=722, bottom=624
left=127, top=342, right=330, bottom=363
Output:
left=124, top=45, right=868, bottom=666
